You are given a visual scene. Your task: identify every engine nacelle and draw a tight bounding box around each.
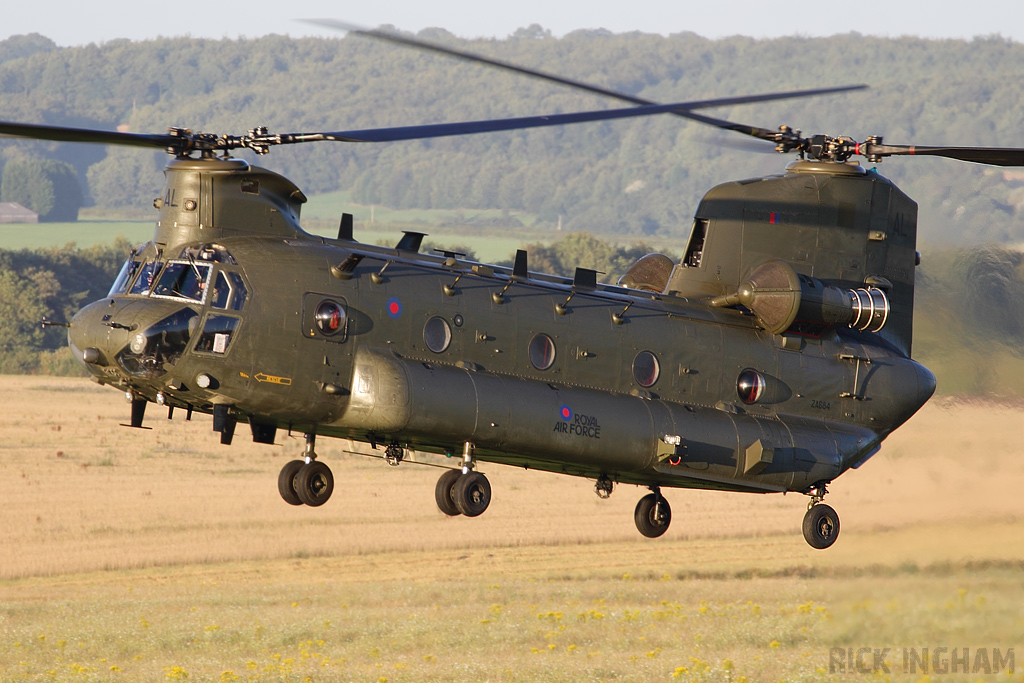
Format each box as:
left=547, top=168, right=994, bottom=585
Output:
left=712, top=259, right=890, bottom=335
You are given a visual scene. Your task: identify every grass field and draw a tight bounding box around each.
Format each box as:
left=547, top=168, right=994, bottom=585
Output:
left=0, top=220, right=153, bottom=250
left=0, top=377, right=1022, bottom=682
left=0, top=190, right=690, bottom=263
left=0, top=214, right=537, bottom=264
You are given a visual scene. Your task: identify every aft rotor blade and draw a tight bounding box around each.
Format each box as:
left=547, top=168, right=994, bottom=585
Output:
left=309, top=19, right=866, bottom=119
left=863, top=142, right=1024, bottom=167
left=0, top=120, right=175, bottom=149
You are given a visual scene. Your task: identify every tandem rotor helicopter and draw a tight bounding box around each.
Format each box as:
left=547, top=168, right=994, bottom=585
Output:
left=4, top=23, right=1023, bottom=549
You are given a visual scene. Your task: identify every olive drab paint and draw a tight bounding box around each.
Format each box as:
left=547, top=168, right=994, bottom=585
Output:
left=19, top=24, right=1005, bottom=544
left=68, top=153, right=935, bottom=547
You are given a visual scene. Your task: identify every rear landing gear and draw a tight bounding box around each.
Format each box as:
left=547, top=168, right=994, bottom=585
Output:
left=802, top=484, right=840, bottom=549
left=278, top=432, right=334, bottom=507
left=634, top=489, right=672, bottom=538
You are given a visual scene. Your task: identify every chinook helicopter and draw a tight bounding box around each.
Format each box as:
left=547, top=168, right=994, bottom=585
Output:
left=5, top=25, right=1024, bottom=550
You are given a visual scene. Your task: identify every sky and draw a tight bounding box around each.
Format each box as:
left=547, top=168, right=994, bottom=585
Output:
left=2, top=0, right=1023, bottom=46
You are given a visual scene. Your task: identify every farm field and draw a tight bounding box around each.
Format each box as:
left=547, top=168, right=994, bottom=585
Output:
left=0, top=220, right=152, bottom=250
left=0, top=216, right=533, bottom=264
left=0, top=196, right=547, bottom=264
left=0, top=376, right=1021, bottom=681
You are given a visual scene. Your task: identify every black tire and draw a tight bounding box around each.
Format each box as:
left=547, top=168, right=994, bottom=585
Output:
left=278, top=459, right=305, bottom=506
left=435, top=469, right=463, bottom=516
left=295, top=461, right=334, bottom=507
left=452, top=471, right=491, bottom=517
left=802, top=503, right=840, bottom=549
left=634, top=493, right=671, bottom=538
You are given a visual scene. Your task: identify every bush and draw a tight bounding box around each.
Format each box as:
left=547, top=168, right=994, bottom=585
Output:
left=0, top=159, right=83, bottom=222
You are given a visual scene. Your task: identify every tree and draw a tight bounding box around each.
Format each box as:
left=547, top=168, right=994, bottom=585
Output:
left=0, top=159, right=83, bottom=221
left=0, top=33, right=56, bottom=64
left=85, top=148, right=163, bottom=209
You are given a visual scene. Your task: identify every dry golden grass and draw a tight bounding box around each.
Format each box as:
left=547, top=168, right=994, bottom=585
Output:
left=0, top=376, right=1022, bottom=682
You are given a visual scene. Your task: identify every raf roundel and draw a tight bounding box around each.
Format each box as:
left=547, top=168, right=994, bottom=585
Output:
left=559, top=404, right=573, bottom=422
left=386, top=297, right=402, bottom=319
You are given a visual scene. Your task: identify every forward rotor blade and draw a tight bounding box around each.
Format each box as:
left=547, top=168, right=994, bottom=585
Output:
left=863, top=142, right=1024, bottom=167
left=0, top=121, right=174, bottom=149
left=309, top=19, right=866, bottom=119
left=316, top=100, right=745, bottom=143
left=3, top=99, right=736, bottom=155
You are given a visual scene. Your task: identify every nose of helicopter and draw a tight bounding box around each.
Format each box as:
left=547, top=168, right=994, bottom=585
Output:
left=69, top=299, right=124, bottom=371
left=68, top=298, right=150, bottom=372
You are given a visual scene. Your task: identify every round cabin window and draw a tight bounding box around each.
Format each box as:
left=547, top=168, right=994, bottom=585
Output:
left=528, top=333, right=556, bottom=370
left=423, top=316, right=452, bottom=353
left=632, top=351, right=660, bottom=387
left=314, top=300, right=346, bottom=336
left=737, top=369, right=766, bottom=404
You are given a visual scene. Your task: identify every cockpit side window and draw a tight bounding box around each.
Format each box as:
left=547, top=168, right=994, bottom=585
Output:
left=210, top=271, right=248, bottom=311
left=128, top=262, right=162, bottom=296
left=109, top=258, right=142, bottom=296
left=227, top=272, right=248, bottom=310
left=152, top=261, right=212, bottom=303
left=210, top=272, right=231, bottom=309
left=194, top=315, right=240, bottom=355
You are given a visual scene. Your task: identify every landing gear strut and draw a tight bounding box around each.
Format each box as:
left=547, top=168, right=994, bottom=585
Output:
left=433, top=442, right=491, bottom=517
left=384, top=443, right=405, bottom=466
left=634, top=488, right=672, bottom=538
left=278, top=432, right=334, bottom=507
left=802, top=483, right=840, bottom=549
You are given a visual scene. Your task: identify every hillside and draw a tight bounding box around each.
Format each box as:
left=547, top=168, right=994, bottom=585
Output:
left=1, top=30, right=1023, bottom=243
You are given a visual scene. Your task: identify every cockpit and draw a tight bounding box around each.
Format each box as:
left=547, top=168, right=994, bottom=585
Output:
left=103, top=243, right=249, bottom=379
left=110, top=243, right=247, bottom=310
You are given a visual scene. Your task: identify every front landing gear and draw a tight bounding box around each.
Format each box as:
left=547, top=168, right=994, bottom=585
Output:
left=278, top=433, right=334, bottom=507
left=434, top=468, right=492, bottom=517
left=802, top=484, right=840, bottom=549
left=434, top=442, right=492, bottom=517
left=634, top=489, right=672, bottom=538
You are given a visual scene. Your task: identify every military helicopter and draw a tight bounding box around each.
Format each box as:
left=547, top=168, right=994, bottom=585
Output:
left=5, top=25, right=1023, bottom=550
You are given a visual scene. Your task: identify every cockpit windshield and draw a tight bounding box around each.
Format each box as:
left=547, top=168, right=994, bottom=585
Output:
left=108, top=258, right=142, bottom=296
left=111, top=245, right=244, bottom=308
left=128, top=261, right=162, bottom=296
left=151, top=261, right=212, bottom=303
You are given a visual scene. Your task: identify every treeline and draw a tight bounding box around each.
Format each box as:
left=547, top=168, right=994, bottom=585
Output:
left=0, top=239, right=127, bottom=373
left=1, top=30, right=1024, bottom=242
left=2, top=237, right=1021, bottom=398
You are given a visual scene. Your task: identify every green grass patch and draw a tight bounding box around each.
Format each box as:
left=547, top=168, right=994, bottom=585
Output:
left=0, top=220, right=153, bottom=250
left=0, top=555, right=1017, bottom=682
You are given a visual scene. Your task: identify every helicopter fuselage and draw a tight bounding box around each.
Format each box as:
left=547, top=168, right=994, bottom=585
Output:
left=68, top=181, right=934, bottom=497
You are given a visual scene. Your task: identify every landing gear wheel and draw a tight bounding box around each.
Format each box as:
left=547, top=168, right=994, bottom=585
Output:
left=295, top=461, right=334, bottom=507
left=452, top=471, right=491, bottom=517
left=278, top=459, right=305, bottom=506
left=435, top=469, right=463, bottom=517
left=802, top=503, right=840, bottom=549
left=634, top=493, right=672, bottom=538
